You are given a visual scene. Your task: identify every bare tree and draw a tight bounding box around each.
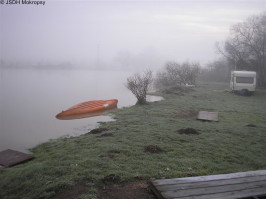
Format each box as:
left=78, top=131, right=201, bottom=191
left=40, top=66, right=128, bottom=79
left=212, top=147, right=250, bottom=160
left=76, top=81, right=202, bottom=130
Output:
left=217, top=13, right=266, bottom=87
left=126, top=69, right=153, bottom=104
left=154, top=61, right=200, bottom=90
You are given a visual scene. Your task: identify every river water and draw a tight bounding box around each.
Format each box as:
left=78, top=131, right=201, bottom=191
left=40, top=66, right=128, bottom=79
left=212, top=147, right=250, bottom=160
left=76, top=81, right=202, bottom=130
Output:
left=0, top=69, right=162, bottom=152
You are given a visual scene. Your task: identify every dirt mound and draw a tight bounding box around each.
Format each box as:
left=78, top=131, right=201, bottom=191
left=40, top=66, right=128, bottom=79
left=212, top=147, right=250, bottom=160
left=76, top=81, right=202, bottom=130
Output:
left=172, top=110, right=198, bottom=118
left=103, top=174, right=121, bottom=184
left=245, top=124, right=257, bottom=127
left=98, top=181, right=155, bottom=199
left=178, top=128, right=200, bottom=135
left=144, top=145, right=164, bottom=153
left=88, top=128, right=108, bottom=134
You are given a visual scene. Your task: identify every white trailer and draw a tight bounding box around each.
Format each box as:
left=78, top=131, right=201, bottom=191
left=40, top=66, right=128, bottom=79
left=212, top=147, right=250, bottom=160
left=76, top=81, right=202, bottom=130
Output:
left=230, top=71, right=256, bottom=95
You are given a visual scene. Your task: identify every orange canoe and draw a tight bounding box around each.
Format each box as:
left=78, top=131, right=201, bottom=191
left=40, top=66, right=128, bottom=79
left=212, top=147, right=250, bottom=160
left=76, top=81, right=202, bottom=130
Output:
left=56, top=99, right=118, bottom=120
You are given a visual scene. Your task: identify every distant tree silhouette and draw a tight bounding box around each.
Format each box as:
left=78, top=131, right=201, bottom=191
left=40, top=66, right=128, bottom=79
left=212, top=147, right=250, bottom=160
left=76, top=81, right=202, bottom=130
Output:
left=154, top=61, right=200, bottom=90
left=217, top=13, right=266, bottom=87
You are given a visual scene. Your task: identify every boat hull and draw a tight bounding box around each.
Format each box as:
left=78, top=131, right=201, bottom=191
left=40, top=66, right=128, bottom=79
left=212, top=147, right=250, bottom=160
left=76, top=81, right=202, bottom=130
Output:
left=56, top=99, right=118, bottom=120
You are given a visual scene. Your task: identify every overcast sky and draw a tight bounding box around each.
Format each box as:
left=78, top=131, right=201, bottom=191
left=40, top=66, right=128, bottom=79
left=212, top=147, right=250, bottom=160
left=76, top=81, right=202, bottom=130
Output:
left=0, top=0, right=265, bottom=69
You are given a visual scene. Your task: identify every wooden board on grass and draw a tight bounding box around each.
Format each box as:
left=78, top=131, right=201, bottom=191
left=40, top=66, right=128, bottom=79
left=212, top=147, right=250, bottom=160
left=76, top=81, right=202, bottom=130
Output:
left=0, top=149, right=33, bottom=167
left=197, top=111, right=218, bottom=121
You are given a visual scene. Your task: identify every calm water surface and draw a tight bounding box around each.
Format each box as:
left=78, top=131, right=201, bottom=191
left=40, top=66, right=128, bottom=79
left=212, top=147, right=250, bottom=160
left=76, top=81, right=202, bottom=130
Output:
left=0, top=69, right=164, bottom=152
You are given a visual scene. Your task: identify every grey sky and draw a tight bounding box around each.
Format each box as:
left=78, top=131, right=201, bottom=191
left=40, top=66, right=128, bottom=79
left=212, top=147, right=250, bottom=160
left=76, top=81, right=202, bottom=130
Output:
left=0, top=0, right=265, bottom=69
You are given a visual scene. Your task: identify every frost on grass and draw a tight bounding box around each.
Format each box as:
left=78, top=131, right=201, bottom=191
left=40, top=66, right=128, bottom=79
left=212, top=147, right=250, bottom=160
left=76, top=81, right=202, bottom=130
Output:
left=172, top=110, right=198, bottom=118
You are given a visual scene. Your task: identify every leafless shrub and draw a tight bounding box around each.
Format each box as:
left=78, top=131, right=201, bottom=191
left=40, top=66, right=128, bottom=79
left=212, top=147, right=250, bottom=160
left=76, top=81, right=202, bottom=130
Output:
left=154, top=61, right=200, bottom=90
left=126, top=69, right=153, bottom=104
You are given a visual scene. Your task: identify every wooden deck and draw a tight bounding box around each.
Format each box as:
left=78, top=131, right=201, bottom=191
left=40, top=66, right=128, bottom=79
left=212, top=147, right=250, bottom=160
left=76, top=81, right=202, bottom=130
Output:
left=150, top=170, right=266, bottom=199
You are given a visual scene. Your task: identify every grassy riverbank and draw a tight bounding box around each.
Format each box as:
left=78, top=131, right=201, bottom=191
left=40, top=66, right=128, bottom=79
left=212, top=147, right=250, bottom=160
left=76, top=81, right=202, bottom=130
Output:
left=1, top=82, right=266, bottom=198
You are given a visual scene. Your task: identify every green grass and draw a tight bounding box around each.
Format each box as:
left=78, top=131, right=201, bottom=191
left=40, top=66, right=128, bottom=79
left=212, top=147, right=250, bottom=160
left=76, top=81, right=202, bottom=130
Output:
left=1, top=82, right=266, bottom=198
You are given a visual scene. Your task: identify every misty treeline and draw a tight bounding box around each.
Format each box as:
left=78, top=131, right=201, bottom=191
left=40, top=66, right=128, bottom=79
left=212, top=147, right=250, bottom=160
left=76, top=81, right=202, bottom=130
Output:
left=154, top=61, right=200, bottom=90
left=154, top=12, right=266, bottom=90
left=199, top=59, right=230, bottom=82
left=126, top=12, right=266, bottom=104
left=126, top=62, right=200, bottom=104
left=190, top=12, right=266, bottom=86
left=216, top=12, right=266, bottom=87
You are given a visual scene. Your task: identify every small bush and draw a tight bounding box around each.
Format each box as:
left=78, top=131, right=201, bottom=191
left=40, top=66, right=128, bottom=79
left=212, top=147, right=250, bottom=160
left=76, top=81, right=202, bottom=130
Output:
left=126, top=69, right=153, bottom=104
left=154, top=61, right=200, bottom=90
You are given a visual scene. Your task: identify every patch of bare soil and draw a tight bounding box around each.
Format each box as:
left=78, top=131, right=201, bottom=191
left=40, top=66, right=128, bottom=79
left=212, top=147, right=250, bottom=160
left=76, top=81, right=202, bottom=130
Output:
left=98, top=181, right=156, bottom=199
left=178, top=128, right=200, bottom=135
left=144, top=145, right=164, bottom=153
left=103, top=174, right=121, bottom=184
left=245, top=124, right=257, bottom=127
left=53, top=181, right=156, bottom=199
left=172, top=110, right=198, bottom=118
left=52, top=182, right=89, bottom=199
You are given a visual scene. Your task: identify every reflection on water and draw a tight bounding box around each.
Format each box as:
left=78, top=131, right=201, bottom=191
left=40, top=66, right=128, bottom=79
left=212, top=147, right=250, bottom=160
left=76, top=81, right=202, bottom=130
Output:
left=0, top=69, right=163, bottom=152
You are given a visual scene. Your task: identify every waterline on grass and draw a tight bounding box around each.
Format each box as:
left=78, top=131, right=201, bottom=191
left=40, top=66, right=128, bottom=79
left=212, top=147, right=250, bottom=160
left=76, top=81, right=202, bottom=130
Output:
left=39, top=95, right=163, bottom=143
left=0, top=69, right=135, bottom=152
left=147, top=95, right=164, bottom=102
left=64, top=95, right=163, bottom=136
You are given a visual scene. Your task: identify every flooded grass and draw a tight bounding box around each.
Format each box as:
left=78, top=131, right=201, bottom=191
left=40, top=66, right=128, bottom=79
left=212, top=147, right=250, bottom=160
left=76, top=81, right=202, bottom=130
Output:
left=0, top=82, right=266, bottom=198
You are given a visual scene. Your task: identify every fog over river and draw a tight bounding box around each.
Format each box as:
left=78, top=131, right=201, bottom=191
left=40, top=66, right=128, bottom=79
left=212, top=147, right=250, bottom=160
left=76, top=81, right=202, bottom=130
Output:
left=0, top=69, right=161, bottom=152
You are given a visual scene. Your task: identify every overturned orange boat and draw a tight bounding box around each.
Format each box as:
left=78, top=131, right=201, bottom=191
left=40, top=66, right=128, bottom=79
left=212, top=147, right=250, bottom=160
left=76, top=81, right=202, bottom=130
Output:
left=56, top=99, right=118, bottom=120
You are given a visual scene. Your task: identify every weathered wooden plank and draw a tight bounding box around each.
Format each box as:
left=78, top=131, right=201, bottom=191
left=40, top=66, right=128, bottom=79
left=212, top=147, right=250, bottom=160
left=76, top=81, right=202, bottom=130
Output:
left=150, top=170, right=266, bottom=199
left=0, top=149, right=33, bottom=167
left=182, top=187, right=266, bottom=199
left=161, top=180, right=266, bottom=198
left=152, top=170, right=266, bottom=186
left=149, top=181, right=164, bottom=199
left=156, top=175, right=266, bottom=192
left=197, top=111, right=218, bottom=121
